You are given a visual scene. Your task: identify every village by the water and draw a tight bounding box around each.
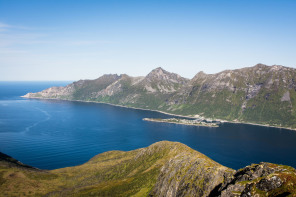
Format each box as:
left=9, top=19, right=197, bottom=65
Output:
left=143, top=117, right=221, bottom=127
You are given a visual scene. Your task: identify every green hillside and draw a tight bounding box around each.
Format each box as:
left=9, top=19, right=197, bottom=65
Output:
left=1, top=141, right=296, bottom=196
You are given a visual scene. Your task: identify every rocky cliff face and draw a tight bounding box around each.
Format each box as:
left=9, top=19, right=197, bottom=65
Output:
left=23, top=64, right=296, bottom=129
left=214, top=162, right=296, bottom=197
left=1, top=141, right=296, bottom=197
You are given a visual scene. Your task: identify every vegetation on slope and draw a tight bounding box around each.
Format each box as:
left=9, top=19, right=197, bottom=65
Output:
left=0, top=141, right=232, bottom=197
left=1, top=141, right=296, bottom=197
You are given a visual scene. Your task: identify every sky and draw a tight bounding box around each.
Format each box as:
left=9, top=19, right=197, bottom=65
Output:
left=0, top=0, right=296, bottom=81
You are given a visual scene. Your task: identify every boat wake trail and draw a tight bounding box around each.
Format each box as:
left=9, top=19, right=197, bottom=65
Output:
left=23, top=108, right=52, bottom=133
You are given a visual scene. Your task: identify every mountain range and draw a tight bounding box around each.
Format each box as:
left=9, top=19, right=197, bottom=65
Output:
left=23, top=64, right=296, bottom=129
left=1, top=141, right=296, bottom=196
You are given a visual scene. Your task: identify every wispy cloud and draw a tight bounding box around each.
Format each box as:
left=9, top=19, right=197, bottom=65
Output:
left=0, top=22, right=10, bottom=28
left=64, top=40, right=115, bottom=46
left=0, top=22, right=29, bottom=32
left=0, top=32, right=48, bottom=47
left=0, top=49, right=28, bottom=54
left=0, top=21, right=115, bottom=64
left=0, top=21, right=113, bottom=47
left=0, top=22, right=47, bottom=56
left=0, top=22, right=11, bottom=32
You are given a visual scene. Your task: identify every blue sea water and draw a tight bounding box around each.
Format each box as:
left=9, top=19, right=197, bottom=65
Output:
left=0, top=81, right=296, bottom=170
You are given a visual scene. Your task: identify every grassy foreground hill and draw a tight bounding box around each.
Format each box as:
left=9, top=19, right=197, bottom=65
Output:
left=1, top=141, right=296, bottom=197
left=23, top=64, right=296, bottom=129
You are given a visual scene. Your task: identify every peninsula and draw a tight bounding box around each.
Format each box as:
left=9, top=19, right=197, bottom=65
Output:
left=23, top=64, right=296, bottom=130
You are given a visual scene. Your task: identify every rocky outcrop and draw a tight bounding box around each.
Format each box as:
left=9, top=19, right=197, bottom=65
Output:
left=213, top=162, right=296, bottom=197
left=281, top=91, right=291, bottom=102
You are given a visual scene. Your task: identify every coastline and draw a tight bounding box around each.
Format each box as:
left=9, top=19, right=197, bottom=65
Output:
left=143, top=118, right=219, bottom=127
left=21, top=96, right=296, bottom=131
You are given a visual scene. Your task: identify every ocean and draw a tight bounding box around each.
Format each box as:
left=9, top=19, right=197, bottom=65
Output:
left=1, top=81, right=296, bottom=170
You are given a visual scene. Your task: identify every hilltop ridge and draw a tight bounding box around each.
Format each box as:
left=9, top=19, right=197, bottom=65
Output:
left=1, top=141, right=296, bottom=196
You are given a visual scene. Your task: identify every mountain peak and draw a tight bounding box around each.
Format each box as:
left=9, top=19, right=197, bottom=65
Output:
left=149, top=67, right=167, bottom=74
left=254, top=63, right=268, bottom=68
left=141, top=67, right=189, bottom=93
left=146, top=67, right=170, bottom=79
left=154, top=66, right=165, bottom=71
left=145, top=67, right=189, bottom=82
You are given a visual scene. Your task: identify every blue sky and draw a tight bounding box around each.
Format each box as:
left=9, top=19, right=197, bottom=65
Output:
left=0, top=0, right=296, bottom=80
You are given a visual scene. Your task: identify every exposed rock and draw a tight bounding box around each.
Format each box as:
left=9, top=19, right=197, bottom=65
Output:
left=215, top=162, right=296, bottom=197
left=281, top=91, right=291, bottom=102
left=256, top=175, right=283, bottom=191
left=140, top=67, right=189, bottom=93
left=245, top=84, right=262, bottom=100
left=96, top=77, right=123, bottom=97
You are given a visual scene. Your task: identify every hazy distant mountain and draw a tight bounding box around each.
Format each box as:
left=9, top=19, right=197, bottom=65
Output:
left=24, top=64, right=296, bottom=129
left=2, top=141, right=296, bottom=196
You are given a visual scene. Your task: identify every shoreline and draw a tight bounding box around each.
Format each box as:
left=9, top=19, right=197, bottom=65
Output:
left=143, top=118, right=219, bottom=127
left=21, top=96, right=296, bottom=131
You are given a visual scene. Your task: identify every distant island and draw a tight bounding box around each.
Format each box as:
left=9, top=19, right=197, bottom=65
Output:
left=23, top=64, right=296, bottom=130
left=143, top=118, right=220, bottom=127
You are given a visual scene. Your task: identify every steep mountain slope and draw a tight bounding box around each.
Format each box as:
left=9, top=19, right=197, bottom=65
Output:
left=1, top=141, right=296, bottom=197
left=23, top=64, right=296, bottom=129
left=166, top=64, right=296, bottom=128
